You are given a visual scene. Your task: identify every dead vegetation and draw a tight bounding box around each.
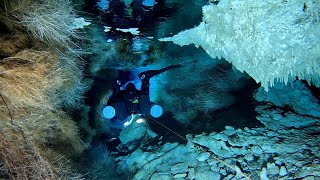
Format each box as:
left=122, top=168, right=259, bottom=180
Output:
left=0, top=126, right=83, bottom=179
left=0, top=0, right=89, bottom=179
left=1, top=0, right=80, bottom=50
left=0, top=49, right=85, bottom=179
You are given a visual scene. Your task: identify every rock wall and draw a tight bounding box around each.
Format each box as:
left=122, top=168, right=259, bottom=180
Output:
left=159, top=0, right=320, bottom=91
left=255, top=80, right=320, bottom=130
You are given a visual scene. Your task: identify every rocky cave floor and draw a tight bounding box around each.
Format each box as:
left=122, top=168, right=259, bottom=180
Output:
left=100, top=81, right=320, bottom=180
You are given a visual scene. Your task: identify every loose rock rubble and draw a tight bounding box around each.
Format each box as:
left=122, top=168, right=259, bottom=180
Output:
left=116, top=125, right=319, bottom=180
left=115, top=81, right=319, bottom=180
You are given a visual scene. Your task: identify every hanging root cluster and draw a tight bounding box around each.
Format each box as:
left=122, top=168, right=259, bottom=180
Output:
left=0, top=0, right=89, bottom=178
left=0, top=0, right=80, bottom=50
left=0, top=128, right=76, bottom=179
left=0, top=49, right=85, bottom=179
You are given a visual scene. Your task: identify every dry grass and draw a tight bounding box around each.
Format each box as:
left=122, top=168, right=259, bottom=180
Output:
left=0, top=128, right=56, bottom=179
left=0, top=49, right=87, bottom=109
left=21, top=109, right=84, bottom=155
left=0, top=0, right=89, bottom=178
left=1, top=0, right=81, bottom=50
left=0, top=127, right=83, bottom=179
left=0, top=49, right=85, bottom=179
left=0, top=49, right=85, bottom=146
left=0, top=50, right=58, bottom=110
left=49, top=54, right=87, bottom=108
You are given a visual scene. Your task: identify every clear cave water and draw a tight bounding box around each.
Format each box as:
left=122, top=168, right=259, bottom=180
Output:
left=69, top=0, right=320, bottom=179
left=1, top=0, right=320, bottom=179
left=79, top=0, right=264, bottom=143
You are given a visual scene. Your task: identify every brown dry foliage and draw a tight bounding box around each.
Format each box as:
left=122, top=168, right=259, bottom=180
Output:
left=0, top=0, right=79, bottom=50
left=0, top=0, right=88, bottom=178
left=0, top=49, right=86, bottom=109
left=0, top=49, right=85, bottom=179
left=0, top=50, right=58, bottom=110
left=0, top=127, right=83, bottom=179
left=0, top=129, right=55, bottom=179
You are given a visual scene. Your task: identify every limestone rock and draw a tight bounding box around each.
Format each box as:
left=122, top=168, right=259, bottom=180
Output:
left=119, top=120, right=157, bottom=145
left=255, top=81, right=320, bottom=118
left=220, top=168, right=227, bottom=176
left=251, top=145, right=263, bottom=155
left=211, top=133, right=229, bottom=141
left=260, top=167, right=269, bottom=180
left=150, top=173, right=173, bottom=180
left=195, top=170, right=221, bottom=180
left=171, top=163, right=188, bottom=174
left=296, top=165, right=320, bottom=178
left=224, top=174, right=235, bottom=180
left=256, top=105, right=319, bottom=130
left=244, top=154, right=254, bottom=161
left=279, top=166, right=287, bottom=176
left=173, top=173, right=186, bottom=179
left=187, top=168, right=195, bottom=180
left=159, top=1, right=320, bottom=90
left=223, top=126, right=237, bottom=136
left=266, top=163, right=279, bottom=175
left=228, top=134, right=249, bottom=146
left=303, top=176, right=315, bottom=180
left=254, top=81, right=320, bottom=130
left=197, top=152, right=210, bottom=162
left=117, top=124, right=320, bottom=180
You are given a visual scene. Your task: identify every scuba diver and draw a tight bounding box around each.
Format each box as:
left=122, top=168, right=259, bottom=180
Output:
left=102, top=64, right=181, bottom=130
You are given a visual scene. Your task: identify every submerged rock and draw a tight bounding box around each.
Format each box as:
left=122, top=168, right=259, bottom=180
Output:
left=256, top=105, right=319, bottom=130
left=171, top=163, right=188, bottom=174
left=116, top=125, right=320, bottom=180
left=197, top=152, right=210, bottom=162
left=279, top=166, right=288, bottom=176
left=159, top=0, right=320, bottom=90
left=119, top=118, right=157, bottom=145
left=173, top=173, right=187, bottom=179
left=116, top=80, right=319, bottom=179
left=255, top=81, right=320, bottom=118
left=267, top=163, right=280, bottom=175
left=224, top=126, right=237, bottom=136
left=255, top=81, right=320, bottom=130
left=260, top=167, right=269, bottom=180
left=194, top=170, right=220, bottom=180
left=150, top=173, right=173, bottom=180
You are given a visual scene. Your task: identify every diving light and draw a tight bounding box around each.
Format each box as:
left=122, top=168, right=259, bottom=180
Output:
left=102, top=106, right=116, bottom=119
left=150, top=105, right=163, bottom=118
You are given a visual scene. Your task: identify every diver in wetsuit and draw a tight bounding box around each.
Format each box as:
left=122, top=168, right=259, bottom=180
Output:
left=103, top=64, right=181, bottom=128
